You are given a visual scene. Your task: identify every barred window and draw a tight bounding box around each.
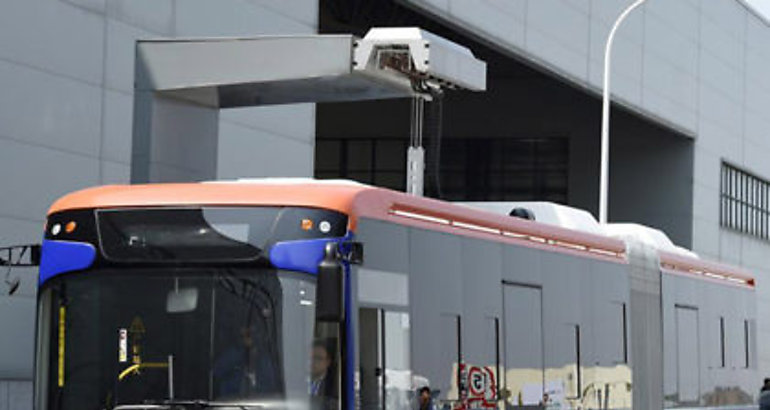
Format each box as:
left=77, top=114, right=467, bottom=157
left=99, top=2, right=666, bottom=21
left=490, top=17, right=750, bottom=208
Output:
left=720, top=162, right=770, bottom=239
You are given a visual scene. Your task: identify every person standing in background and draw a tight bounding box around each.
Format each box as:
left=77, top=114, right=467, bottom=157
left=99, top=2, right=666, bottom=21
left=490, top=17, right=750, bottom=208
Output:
left=417, top=386, right=435, bottom=410
left=759, top=378, right=770, bottom=410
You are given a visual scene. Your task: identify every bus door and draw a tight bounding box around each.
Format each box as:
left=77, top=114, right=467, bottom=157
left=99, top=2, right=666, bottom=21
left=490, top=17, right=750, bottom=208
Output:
left=358, top=307, right=411, bottom=410
left=502, top=283, right=544, bottom=408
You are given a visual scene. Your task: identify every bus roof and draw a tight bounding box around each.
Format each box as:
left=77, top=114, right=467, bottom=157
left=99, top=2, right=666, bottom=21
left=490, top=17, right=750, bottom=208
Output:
left=48, top=179, right=626, bottom=257
left=48, top=178, right=754, bottom=288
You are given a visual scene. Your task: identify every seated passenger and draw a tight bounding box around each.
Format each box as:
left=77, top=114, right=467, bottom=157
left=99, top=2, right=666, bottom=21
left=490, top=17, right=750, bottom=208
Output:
left=310, top=340, right=335, bottom=397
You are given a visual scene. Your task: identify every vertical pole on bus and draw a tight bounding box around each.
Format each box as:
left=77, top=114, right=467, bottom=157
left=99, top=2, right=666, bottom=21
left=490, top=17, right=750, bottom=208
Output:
left=407, top=96, right=425, bottom=196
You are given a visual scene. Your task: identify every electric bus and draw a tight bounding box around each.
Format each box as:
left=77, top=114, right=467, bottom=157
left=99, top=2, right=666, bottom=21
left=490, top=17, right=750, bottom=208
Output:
left=24, top=179, right=756, bottom=409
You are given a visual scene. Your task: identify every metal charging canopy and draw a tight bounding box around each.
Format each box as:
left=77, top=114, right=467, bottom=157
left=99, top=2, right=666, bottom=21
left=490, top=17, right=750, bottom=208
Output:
left=135, top=27, right=487, bottom=108
left=131, top=27, right=486, bottom=183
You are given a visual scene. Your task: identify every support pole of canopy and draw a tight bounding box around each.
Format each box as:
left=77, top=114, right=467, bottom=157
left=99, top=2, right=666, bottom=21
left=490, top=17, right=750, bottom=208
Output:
left=407, top=96, right=425, bottom=196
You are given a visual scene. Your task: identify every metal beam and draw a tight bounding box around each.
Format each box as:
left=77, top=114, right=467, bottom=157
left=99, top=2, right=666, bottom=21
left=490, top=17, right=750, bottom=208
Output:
left=134, top=35, right=420, bottom=108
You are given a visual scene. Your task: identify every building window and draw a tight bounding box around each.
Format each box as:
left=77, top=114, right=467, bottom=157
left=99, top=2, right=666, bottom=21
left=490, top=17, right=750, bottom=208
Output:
left=440, top=138, right=569, bottom=202
left=316, top=137, right=569, bottom=202
left=316, top=138, right=408, bottom=191
left=720, top=162, right=770, bottom=239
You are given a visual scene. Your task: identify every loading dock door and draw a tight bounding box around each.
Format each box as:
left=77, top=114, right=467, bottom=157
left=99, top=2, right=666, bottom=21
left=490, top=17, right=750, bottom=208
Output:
left=502, top=284, right=544, bottom=406
left=675, top=306, right=700, bottom=403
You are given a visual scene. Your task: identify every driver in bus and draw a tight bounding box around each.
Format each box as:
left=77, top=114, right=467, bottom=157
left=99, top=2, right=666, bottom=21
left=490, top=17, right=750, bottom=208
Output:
left=213, top=325, right=279, bottom=398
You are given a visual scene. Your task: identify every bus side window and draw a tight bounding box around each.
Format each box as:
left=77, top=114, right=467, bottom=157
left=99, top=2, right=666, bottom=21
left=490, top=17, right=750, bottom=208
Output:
left=357, top=308, right=382, bottom=410
left=437, top=314, right=462, bottom=405
left=357, top=309, right=411, bottom=410
left=383, top=311, right=411, bottom=410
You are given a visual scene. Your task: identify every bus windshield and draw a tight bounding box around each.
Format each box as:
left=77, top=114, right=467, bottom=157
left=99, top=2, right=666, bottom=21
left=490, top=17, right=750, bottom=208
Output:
left=35, top=267, right=325, bottom=410
left=95, top=207, right=348, bottom=263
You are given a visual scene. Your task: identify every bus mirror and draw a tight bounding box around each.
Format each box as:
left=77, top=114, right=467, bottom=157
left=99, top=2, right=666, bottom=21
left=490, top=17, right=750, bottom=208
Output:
left=316, top=242, right=343, bottom=322
left=166, top=287, right=198, bottom=313
left=343, top=241, right=363, bottom=265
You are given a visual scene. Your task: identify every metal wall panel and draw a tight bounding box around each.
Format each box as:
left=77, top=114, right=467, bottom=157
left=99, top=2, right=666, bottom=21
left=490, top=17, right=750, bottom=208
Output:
left=0, top=381, right=33, bottom=410
left=460, top=238, right=502, bottom=367
left=0, top=297, right=35, bottom=379
left=0, top=61, right=102, bottom=158
left=502, top=284, right=544, bottom=406
left=217, top=122, right=314, bottom=180
left=0, top=0, right=104, bottom=84
left=407, top=228, right=463, bottom=400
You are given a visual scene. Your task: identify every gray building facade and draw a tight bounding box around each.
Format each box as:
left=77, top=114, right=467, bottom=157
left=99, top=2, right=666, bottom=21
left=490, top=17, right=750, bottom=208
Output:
left=0, top=1, right=317, bottom=408
left=0, top=0, right=769, bottom=409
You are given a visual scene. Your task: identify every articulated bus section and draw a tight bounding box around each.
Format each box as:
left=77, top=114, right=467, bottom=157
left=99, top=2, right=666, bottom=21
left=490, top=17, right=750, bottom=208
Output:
left=354, top=214, right=755, bottom=409
left=349, top=185, right=756, bottom=409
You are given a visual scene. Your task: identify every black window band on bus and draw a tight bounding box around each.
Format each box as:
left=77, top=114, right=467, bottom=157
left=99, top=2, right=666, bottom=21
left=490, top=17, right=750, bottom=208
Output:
left=94, top=207, right=348, bottom=263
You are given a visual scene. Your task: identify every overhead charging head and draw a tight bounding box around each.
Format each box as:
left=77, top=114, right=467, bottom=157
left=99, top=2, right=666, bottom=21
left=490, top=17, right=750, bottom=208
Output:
left=353, top=27, right=487, bottom=97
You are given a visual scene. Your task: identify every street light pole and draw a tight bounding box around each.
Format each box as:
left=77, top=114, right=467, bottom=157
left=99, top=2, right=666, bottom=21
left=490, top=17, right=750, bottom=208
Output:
left=599, top=0, right=648, bottom=224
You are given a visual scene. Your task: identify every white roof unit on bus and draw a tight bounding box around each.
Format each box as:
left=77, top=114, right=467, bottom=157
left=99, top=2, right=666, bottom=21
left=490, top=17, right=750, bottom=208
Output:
left=458, top=201, right=698, bottom=258
left=457, top=201, right=604, bottom=236
left=602, top=223, right=698, bottom=258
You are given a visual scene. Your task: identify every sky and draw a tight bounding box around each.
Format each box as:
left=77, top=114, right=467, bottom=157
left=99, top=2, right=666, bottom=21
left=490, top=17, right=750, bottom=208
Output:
left=745, top=0, right=770, bottom=20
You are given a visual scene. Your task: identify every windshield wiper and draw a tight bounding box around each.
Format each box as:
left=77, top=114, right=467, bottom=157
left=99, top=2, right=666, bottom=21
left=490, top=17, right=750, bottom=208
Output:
left=117, top=399, right=264, bottom=410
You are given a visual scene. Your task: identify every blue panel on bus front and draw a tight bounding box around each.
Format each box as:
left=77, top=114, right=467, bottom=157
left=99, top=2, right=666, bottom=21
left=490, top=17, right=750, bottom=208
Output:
left=268, top=238, right=337, bottom=275
left=39, top=240, right=97, bottom=285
